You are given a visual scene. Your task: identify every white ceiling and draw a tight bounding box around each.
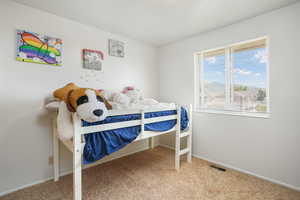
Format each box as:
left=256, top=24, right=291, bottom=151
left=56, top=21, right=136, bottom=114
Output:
left=12, top=0, right=299, bottom=46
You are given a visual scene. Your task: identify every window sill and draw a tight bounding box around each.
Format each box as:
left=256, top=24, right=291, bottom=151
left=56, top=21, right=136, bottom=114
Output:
left=194, top=109, right=270, bottom=119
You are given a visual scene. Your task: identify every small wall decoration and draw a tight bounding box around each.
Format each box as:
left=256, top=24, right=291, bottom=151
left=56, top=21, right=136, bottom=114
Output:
left=82, top=49, right=104, bottom=71
left=108, top=39, right=124, bottom=57
left=16, top=30, right=62, bottom=66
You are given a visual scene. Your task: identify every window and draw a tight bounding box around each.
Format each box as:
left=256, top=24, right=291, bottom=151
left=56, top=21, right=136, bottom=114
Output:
left=195, top=37, right=269, bottom=117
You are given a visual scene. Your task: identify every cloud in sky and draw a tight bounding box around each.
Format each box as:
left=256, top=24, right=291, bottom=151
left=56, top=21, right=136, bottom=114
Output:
left=254, top=49, right=267, bottom=64
left=234, top=68, right=252, bottom=75
left=205, top=56, right=216, bottom=64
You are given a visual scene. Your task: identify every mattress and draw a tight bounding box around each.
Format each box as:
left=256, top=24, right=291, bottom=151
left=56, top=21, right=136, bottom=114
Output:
left=82, top=108, right=189, bottom=164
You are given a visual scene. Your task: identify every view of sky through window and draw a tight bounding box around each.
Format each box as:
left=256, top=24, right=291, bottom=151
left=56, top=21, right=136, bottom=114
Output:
left=203, top=50, right=226, bottom=109
left=233, top=47, right=267, bottom=89
left=203, top=54, right=225, bottom=84
left=203, top=48, right=267, bottom=89
left=199, top=38, right=268, bottom=114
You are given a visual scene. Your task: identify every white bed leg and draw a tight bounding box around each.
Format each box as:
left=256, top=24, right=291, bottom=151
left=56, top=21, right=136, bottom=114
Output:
left=175, top=105, right=181, bottom=170
left=73, top=114, right=82, bottom=200
left=52, top=117, right=60, bottom=182
left=149, top=137, right=155, bottom=149
left=175, top=135, right=180, bottom=170
left=187, top=104, right=193, bottom=163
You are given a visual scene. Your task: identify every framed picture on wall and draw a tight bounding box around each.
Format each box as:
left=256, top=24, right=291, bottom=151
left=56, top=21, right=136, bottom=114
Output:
left=108, top=39, right=124, bottom=57
left=82, top=49, right=104, bottom=71
left=16, top=30, right=62, bottom=66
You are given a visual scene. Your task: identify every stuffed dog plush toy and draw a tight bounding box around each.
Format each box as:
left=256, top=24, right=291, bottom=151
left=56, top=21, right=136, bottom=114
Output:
left=54, top=83, right=112, bottom=122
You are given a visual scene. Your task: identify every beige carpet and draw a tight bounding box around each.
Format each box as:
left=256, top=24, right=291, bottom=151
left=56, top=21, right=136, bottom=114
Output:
left=1, top=147, right=300, bottom=200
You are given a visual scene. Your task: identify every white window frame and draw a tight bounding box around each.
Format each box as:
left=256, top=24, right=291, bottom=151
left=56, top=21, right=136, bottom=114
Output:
left=194, top=37, right=270, bottom=118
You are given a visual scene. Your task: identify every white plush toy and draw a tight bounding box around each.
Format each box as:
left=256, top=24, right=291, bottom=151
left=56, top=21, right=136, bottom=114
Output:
left=57, top=102, right=74, bottom=141
left=111, top=92, right=130, bottom=108
left=122, top=86, right=143, bottom=103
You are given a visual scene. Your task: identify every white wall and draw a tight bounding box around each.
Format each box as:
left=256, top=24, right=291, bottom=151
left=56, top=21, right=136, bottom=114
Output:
left=0, top=0, right=158, bottom=195
left=159, top=3, right=300, bottom=190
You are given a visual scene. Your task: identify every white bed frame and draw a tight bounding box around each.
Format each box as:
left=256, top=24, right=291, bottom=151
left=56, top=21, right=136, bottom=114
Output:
left=52, top=104, right=193, bottom=200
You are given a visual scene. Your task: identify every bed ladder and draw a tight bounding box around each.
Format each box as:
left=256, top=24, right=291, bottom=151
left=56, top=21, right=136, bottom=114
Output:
left=175, top=104, right=193, bottom=170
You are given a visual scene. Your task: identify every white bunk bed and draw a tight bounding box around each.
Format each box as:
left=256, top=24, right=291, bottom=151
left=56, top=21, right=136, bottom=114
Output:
left=51, top=104, right=193, bottom=200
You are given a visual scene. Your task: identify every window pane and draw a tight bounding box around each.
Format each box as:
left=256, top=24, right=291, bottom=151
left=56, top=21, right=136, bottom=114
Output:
left=231, top=39, right=267, bottom=113
left=201, top=49, right=226, bottom=110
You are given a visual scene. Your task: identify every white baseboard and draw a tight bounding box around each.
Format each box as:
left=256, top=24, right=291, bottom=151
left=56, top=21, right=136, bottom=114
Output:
left=0, top=145, right=150, bottom=197
left=0, top=175, right=57, bottom=198
left=159, top=144, right=300, bottom=192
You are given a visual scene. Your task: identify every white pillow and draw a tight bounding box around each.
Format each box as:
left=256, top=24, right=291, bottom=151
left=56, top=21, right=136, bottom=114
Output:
left=112, top=92, right=130, bottom=106
left=125, top=89, right=143, bottom=103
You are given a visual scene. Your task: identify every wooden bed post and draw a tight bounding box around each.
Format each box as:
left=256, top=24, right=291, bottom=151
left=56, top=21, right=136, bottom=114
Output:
left=175, top=105, right=181, bottom=170
left=52, top=114, right=60, bottom=182
left=72, top=113, right=82, bottom=200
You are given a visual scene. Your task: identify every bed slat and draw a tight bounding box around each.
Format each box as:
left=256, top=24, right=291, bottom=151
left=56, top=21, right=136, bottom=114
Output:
left=107, top=106, right=176, bottom=116
left=80, top=115, right=177, bottom=134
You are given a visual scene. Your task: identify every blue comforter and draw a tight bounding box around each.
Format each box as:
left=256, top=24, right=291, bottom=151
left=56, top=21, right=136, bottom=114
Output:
left=82, top=107, right=189, bottom=164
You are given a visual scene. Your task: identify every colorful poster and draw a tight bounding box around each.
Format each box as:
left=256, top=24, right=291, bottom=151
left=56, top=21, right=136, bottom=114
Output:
left=16, top=30, right=62, bottom=66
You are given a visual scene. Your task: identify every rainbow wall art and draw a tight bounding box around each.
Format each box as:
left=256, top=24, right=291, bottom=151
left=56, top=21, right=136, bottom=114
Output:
left=16, top=30, right=62, bottom=66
